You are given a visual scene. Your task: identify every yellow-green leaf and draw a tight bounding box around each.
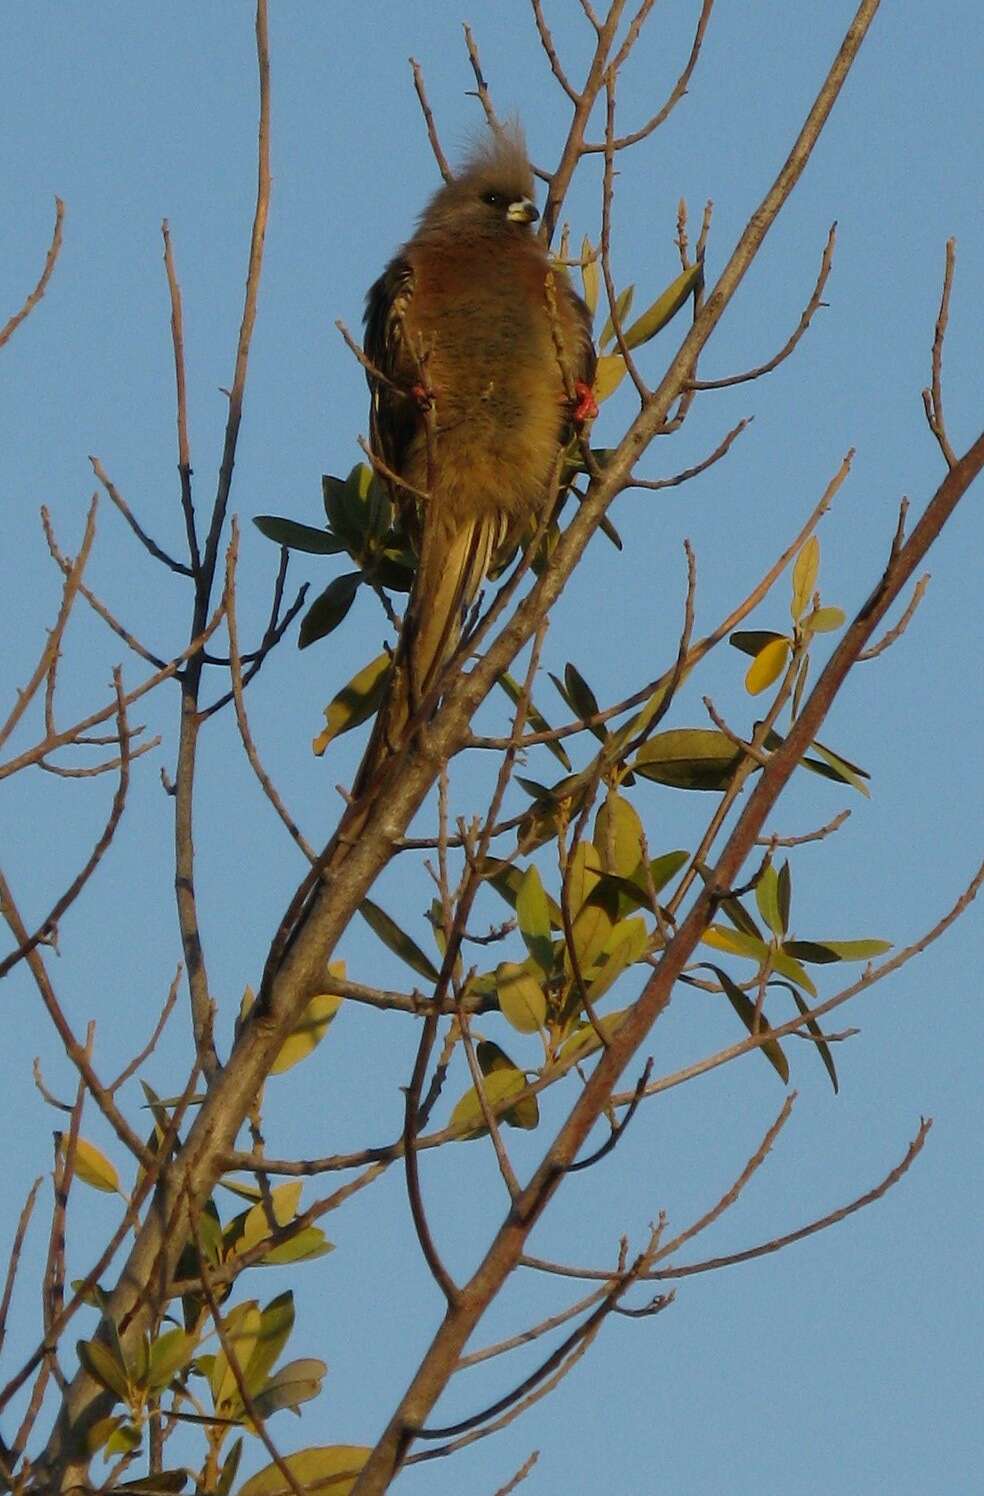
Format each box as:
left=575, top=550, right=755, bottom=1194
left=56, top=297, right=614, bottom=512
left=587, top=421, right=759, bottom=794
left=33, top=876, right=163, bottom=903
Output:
left=239, top=1446, right=372, bottom=1496
left=564, top=897, right=615, bottom=981
left=496, top=962, right=547, bottom=1034
left=566, top=841, right=602, bottom=916
left=211, top=1301, right=261, bottom=1412
left=580, top=237, right=599, bottom=316
left=755, top=865, right=785, bottom=938
left=241, top=1182, right=302, bottom=1254
left=450, top=1068, right=535, bottom=1139
left=516, top=865, right=553, bottom=976
left=259, top=1226, right=333, bottom=1267
left=791, top=536, right=820, bottom=621
left=622, top=263, right=702, bottom=348
left=557, top=1008, right=628, bottom=1063
left=806, top=605, right=846, bottom=633
left=702, top=925, right=770, bottom=962
left=587, top=916, right=649, bottom=1002
left=147, top=1327, right=197, bottom=1394
left=593, top=793, right=644, bottom=877
left=745, top=636, right=791, bottom=695
left=312, top=652, right=391, bottom=755
left=66, top=1136, right=121, bottom=1195
left=599, top=284, right=636, bottom=350
left=593, top=353, right=628, bottom=403
left=271, top=972, right=344, bottom=1075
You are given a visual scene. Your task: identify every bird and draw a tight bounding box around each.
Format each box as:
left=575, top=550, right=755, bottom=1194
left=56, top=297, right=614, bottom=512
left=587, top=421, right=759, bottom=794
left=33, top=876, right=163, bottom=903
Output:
left=354, top=122, right=597, bottom=796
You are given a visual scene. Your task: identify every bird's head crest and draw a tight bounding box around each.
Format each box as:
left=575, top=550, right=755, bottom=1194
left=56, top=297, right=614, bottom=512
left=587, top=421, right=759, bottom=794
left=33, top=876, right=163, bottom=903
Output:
left=416, top=121, right=539, bottom=238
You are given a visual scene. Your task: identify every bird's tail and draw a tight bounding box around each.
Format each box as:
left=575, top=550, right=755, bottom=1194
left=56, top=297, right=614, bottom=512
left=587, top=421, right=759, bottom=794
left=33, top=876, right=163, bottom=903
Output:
left=351, top=511, right=503, bottom=800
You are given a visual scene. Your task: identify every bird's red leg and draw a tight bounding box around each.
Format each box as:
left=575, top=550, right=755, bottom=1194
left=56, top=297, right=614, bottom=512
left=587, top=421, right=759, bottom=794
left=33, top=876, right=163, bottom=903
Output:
left=571, top=378, right=598, bottom=426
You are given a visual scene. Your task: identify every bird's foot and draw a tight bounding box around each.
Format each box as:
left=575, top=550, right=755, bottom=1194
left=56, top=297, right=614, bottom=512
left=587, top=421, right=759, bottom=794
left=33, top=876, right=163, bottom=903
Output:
left=571, top=379, right=599, bottom=426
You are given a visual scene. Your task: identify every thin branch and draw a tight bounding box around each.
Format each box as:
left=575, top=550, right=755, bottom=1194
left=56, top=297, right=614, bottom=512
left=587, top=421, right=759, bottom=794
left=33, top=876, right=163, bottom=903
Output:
left=756, top=809, right=850, bottom=847
left=921, top=237, right=958, bottom=468
left=41, top=505, right=167, bottom=667
left=409, top=58, right=453, bottom=181
left=0, top=196, right=65, bottom=350
left=655, top=1118, right=932, bottom=1279
left=688, top=223, right=836, bottom=389
left=857, top=573, right=930, bottom=660
left=89, top=456, right=191, bottom=576
left=532, top=0, right=579, bottom=102
left=0, top=495, right=98, bottom=753
left=224, top=522, right=318, bottom=861
left=463, top=24, right=499, bottom=128
left=627, top=417, right=751, bottom=491
left=0, top=1179, right=42, bottom=1356
left=108, top=967, right=182, bottom=1094
left=162, top=218, right=200, bottom=572
left=0, top=671, right=134, bottom=978
left=582, top=0, right=716, bottom=152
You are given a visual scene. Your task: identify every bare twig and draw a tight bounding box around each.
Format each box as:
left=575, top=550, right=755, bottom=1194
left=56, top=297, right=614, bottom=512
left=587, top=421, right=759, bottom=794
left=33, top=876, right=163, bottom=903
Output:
left=688, top=223, right=836, bottom=389
left=89, top=456, right=191, bottom=576
left=0, top=197, right=65, bottom=350
left=921, top=238, right=958, bottom=468
left=409, top=58, right=453, bottom=181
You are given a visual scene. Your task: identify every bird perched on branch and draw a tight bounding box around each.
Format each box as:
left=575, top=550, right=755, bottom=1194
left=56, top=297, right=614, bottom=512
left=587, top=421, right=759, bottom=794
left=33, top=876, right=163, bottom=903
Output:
left=356, top=122, right=596, bottom=793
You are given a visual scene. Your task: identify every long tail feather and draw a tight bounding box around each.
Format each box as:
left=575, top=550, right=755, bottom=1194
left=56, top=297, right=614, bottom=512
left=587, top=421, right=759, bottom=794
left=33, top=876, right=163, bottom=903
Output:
left=351, top=512, right=503, bottom=799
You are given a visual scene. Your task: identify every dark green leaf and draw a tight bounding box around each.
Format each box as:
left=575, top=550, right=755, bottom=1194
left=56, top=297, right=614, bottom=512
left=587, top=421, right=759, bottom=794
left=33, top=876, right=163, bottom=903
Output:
left=771, top=979, right=839, bottom=1094
left=729, top=629, right=789, bottom=658
left=253, top=516, right=346, bottom=555
left=497, top=672, right=572, bottom=771
left=777, top=861, right=792, bottom=932
left=298, top=572, right=362, bottom=648
left=109, top=1474, right=188, bottom=1494
left=359, top=899, right=439, bottom=982
left=633, top=729, right=743, bottom=790
left=564, top=662, right=607, bottom=741
left=700, top=964, right=789, bottom=1084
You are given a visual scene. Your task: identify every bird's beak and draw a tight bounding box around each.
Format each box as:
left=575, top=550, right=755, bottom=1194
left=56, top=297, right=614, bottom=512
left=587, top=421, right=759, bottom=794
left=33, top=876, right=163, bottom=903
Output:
left=507, top=198, right=539, bottom=224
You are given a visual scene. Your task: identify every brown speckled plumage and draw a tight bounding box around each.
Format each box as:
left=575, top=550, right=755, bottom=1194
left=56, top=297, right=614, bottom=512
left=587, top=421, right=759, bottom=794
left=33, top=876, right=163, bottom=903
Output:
left=359, top=125, right=595, bottom=786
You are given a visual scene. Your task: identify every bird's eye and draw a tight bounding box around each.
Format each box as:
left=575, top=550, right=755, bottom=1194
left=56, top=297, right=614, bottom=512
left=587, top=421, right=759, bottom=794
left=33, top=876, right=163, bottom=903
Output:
left=481, top=190, right=505, bottom=207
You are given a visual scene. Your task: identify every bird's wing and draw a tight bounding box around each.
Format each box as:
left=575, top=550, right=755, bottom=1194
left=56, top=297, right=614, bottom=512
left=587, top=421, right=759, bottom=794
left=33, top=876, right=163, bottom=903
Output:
left=364, top=255, right=418, bottom=489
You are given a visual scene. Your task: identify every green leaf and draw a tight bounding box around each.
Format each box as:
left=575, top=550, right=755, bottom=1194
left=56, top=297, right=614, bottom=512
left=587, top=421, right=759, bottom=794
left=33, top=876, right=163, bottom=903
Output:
left=496, top=962, right=547, bottom=1034
left=146, top=1328, right=197, bottom=1394
left=566, top=841, right=602, bottom=916
left=703, top=925, right=770, bottom=962
left=516, top=865, right=554, bottom=976
left=586, top=916, right=649, bottom=1002
left=784, top=937, right=891, bottom=962
left=599, top=284, right=636, bottom=350
left=258, top=1227, right=333, bottom=1268
left=483, top=859, right=564, bottom=928
left=359, top=898, right=440, bottom=982
left=109, top=1471, right=189, bottom=1493
left=312, top=652, right=391, bottom=755
left=243, top=1291, right=295, bottom=1397
left=211, top=1301, right=261, bottom=1413
left=777, top=861, right=792, bottom=933
left=216, top=1437, right=243, bottom=1496
left=105, top=1423, right=142, bottom=1456
left=701, top=963, right=789, bottom=1084
left=593, top=792, right=644, bottom=877
left=451, top=1043, right=538, bottom=1136
left=593, top=353, right=627, bottom=403
left=806, top=605, right=846, bottom=633
left=633, top=729, right=743, bottom=791
left=497, top=672, right=572, bottom=770
left=755, top=864, right=786, bottom=938
left=772, top=979, right=839, bottom=1094
left=564, top=662, right=605, bottom=738
left=298, top=572, right=362, bottom=648
left=252, top=1358, right=327, bottom=1420
left=579, top=237, right=599, bottom=317
left=761, top=727, right=871, bottom=797
left=325, top=463, right=374, bottom=550
left=622, top=262, right=703, bottom=348
left=557, top=1008, right=628, bottom=1063
left=238, top=1446, right=371, bottom=1496
left=77, top=1338, right=130, bottom=1402
left=253, top=516, right=346, bottom=555
left=791, top=536, right=820, bottom=622
left=236, top=1183, right=303, bottom=1258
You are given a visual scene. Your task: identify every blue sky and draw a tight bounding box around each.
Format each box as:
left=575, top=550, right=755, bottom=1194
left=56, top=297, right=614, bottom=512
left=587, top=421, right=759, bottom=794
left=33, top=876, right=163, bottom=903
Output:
left=2, top=3, right=982, bottom=1493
